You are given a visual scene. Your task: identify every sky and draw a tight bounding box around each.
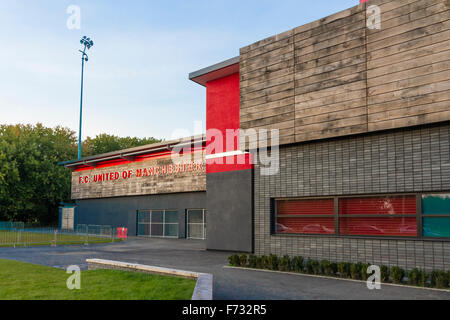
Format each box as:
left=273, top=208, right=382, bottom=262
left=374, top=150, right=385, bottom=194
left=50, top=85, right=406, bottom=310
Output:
left=0, top=0, right=358, bottom=141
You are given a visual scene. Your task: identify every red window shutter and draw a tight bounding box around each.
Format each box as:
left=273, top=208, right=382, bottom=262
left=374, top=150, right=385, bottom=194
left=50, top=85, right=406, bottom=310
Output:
left=339, top=196, right=417, bottom=215
left=339, top=196, right=417, bottom=237
left=276, top=199, right=334, bottom=235
left=277, top=199, right=334, bottom=215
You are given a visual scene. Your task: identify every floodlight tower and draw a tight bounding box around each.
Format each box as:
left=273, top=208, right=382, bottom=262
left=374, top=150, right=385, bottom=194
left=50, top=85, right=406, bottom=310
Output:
left=77, top=36, right=94, bottom=159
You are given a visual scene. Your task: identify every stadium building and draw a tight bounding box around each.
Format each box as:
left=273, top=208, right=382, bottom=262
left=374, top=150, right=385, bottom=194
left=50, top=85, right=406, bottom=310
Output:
left=61, top=0, right=450, bottom=271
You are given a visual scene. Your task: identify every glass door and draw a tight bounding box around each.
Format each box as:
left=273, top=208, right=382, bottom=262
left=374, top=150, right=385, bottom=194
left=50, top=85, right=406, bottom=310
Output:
left=187, top=209, right=206, bottom=240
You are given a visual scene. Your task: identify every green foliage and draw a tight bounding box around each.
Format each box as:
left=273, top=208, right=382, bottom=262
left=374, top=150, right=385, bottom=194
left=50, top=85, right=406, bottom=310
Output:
left=305, top=259, right=314, bottom=274
left=255, top=256, right=263, bottom=269
left=430, top=270, right=449, bottom=289
left=278, top=255, right=291, bottom=272
left=350, top=263, right=363, bottom=280
left=228, top=254, right=240, bottom=267
left=337, top=262, right=351, bottom=278
left=390, top=266, right=405, bottom=284
left=291, top=256, right=304, bottom=273
left=261, top=255, right=269, bottom=269
left=330, top=263, right=338, bottom=275
left=360, top=263, right=371, bottom=281
left=308, top=259, right=320, bottom=275
left=320, top=260, right=335, bottom=276
left=407, top=268, right=421, bottom=286
left=0, top=124, right=76, bottom=224
left=407, top=268, right=429, bottom=287
left=239, top=254, right=248, bottom=267
left=0, top=123, right=161, bottom=225
left=83, top=134, right=161, bottom=156
left=380, top=265, right=390, bottom=282
left=267, top=254, right=279, bottom=271
left=418, top=269, right=428, bottom=287
left=248, top=254, right=257, bottom=269
left=234, top=253, right=449, bottom=289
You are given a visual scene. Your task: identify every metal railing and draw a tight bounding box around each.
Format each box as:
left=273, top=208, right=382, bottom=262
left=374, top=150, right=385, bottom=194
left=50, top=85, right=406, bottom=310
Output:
left=0, top=221, right=115, bottom=247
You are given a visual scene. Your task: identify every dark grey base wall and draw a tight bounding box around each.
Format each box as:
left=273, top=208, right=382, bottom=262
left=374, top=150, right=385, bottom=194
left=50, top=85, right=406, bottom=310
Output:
left=206, top=170, right=253, bottom=252
left=254, top=123, right=450, bottom=271
left=75, top=191, right=206, bottom=237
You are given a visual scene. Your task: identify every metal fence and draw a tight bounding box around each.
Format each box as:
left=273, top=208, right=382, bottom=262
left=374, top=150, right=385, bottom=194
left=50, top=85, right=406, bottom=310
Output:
left=0, top=222, right=115, bottom=247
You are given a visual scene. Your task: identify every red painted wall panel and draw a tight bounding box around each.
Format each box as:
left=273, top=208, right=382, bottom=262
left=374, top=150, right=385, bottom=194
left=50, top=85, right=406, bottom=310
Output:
left=206, top=71, right=253, bottom=174
left=75, top=148, right=204, bottom=172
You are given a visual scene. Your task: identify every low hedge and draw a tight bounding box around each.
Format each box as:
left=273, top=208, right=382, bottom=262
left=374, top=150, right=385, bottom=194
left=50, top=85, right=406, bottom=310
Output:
left=228, top=253, right=450, bottom=290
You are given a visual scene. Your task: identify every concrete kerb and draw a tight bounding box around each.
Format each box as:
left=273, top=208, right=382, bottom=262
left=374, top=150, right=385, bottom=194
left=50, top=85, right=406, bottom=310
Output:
left=86, top=258, right=213, bottom=300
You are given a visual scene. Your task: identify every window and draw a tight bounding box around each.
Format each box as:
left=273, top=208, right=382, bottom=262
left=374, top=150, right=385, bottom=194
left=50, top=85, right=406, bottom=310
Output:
left=276, top=199, right=335, bottom=235
left=422, top=194, right=450, bottom=238
left=137, top=210, right=178, bottom=238
left=275, top=195, right=418, bottom=237
left=187, top=209, right=206, bottom=240
left=339, top=196, right=417, bottom=237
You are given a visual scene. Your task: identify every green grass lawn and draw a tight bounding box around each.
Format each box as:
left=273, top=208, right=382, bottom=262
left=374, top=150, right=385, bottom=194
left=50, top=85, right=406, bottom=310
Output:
left=0, top=230, right=120, bottom=247
left=0, top=259, right=196, bottom=300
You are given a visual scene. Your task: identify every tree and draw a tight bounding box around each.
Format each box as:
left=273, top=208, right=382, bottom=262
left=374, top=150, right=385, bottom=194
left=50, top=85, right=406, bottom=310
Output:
left=83, top=134, right=161, bottom=156
left=0, top=123, right=161, bottom=224
left=0, top=124, right=77, bottom=224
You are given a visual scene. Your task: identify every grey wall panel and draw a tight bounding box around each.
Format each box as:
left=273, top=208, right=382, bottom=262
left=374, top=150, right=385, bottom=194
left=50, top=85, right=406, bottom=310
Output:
left=75, top=192, right=206, bottom=237
left=206, top=169, right=253, bottom=252
left=254, top=122, right=450, bottom=271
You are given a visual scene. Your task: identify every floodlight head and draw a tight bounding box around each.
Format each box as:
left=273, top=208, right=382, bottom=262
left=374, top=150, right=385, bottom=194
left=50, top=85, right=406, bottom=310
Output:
left=80, top=36, right=94, bottom=50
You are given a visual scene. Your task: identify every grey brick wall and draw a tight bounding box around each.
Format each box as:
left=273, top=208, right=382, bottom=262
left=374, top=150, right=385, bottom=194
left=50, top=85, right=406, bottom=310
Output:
left=254, top=122, right=450, bottom=271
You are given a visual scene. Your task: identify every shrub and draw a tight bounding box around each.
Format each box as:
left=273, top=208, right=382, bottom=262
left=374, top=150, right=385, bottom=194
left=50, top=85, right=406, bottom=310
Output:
left=255, top=256, right=263, bottom=269
left=248, top=254, right=257, bottom=268
left=239, top=254, right=248, bottom=267
left=391, top=266, right=405, bottom=284
left=380, top=265, right=390, bottom=282
left=418, top=270, right=428, bottom=287
left=268, top=254, right=279, bottom=271
left=430, top=270, right=449, bottom=289
left=320, top=260, right=333, bottom=276
left=350, top=263, right=363, bottom=280
left=330, top=263, right=338, bottom=275
left=305, top=259, right=314, bottom=274
left=310, top=260, right=320, bottom=275
left=360, top=263, right=371, bottom=281
left=278, top=255, right=291, bottom=272
left=337, top=262, right=351, bottom=278
left=407, top=268, right=421, bottom=286
left=261, top=255, right=269, bottom=269
left=291, top=256, right=304, bottom=273
left=228, top=254, right=240, bottom=267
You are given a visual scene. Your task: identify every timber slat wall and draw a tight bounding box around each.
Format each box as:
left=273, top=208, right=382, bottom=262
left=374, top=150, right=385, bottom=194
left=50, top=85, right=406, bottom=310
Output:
left=367, top=0, right=450, bottom=131
left=239, top=0, right=450, bottom=148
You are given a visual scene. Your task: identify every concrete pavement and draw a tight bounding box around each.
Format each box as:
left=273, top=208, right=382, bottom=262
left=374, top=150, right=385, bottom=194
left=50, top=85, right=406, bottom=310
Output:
left=0, top=237, right=449, bottom=300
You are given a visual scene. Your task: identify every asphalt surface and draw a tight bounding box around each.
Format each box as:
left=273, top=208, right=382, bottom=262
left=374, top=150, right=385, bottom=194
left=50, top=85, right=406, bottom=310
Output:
left=0, top=237, right=449, bottom=300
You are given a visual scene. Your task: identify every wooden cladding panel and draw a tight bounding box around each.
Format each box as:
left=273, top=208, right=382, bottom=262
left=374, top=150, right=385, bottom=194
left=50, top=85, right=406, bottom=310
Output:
left=294, top=3, right=368, bottom=143
left=71, top=152, right=206, bottom=200
left=367, top=0, right=450, bottom=132
left=239, top=0, right=450, bottom=148
left=240, top=29, right=295, bottom=147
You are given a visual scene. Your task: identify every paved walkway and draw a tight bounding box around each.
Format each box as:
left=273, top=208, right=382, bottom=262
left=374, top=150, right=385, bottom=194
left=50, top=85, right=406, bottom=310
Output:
left=0, top=238, right=449, bottom=300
